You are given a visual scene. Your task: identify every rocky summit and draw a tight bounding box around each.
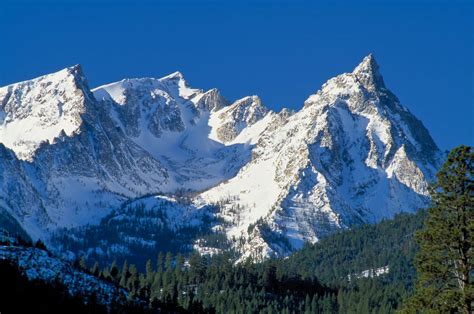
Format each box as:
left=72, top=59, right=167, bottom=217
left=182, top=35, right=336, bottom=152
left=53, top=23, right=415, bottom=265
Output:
left=0, top=54, right=442, bottom=261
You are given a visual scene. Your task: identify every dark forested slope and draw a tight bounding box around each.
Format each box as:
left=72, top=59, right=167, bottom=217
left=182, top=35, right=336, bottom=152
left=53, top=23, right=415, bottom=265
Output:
left=1, top=210, right=426, bottom=313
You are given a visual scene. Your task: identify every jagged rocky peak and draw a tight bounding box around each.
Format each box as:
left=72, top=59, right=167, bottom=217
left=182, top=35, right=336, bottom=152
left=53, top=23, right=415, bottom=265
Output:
left=303, top=53, right=439, bottom=163
left=0, top=64, right=94, bottom=161
left=212, top=95, right=270, bottom=143
left=157, top=70, right=203, bottom=99
left=194, top=88, right=229, bottom=112
left=94, top=71, right=199, bottom=104
left=92, top=71, right=228, bottom=139
left=351, top=54, right=440, bottom=164
left=225, top=96, right=269, bottom=126
left=352, top=53, right=386, bottom=90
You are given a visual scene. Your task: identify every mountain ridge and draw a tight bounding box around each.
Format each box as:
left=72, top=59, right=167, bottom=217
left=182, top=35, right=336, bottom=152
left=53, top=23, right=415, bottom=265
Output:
left=0, top=54, right=442, bottom=260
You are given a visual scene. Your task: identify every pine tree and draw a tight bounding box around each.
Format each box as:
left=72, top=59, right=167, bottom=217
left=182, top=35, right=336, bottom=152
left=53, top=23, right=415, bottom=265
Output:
left=189, top=252, right=206, bottom=283
left=304, top=294, right=312, bottom=314
left=156, top=252, right=164, bottom=273
left=175, top=253, right=184, bottom=279
left=34, top=239, right=47, bottom=250
left=146, top=259, right=154, bottom=285
left=165, top=252, right=173, bottom=272
left=79, top=256, right=87, bottom=271
left=311, top=294, right=319, bottom=314
left=261, top=264, right=277, bottom=289
left=119, top=260, right=129, bottom=287
left=110, top=260, right=119, bottom=282
left=403, top=145, right=473, bottom=313
left=151, top=272, right=162, bottom=302
left=91, top=261, right=100, bottom=277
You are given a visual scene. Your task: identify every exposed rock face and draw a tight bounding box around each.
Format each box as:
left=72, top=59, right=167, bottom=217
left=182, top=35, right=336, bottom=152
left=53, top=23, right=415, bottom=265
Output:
left=213, top=96, right=269, bottom=142
left=0, top=55, right=442, bottom=260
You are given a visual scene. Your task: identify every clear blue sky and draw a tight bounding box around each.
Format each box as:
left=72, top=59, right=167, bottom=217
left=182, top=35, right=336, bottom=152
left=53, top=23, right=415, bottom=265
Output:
left=1, top=0, right=472, bottom=150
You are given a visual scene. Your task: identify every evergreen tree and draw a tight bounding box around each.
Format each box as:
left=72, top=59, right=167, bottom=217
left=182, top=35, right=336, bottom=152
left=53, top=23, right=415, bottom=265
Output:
left=156, top=252, right=164, bottom=273
left=175, top=253, right=184, bottom=279
left=119, top=260, right=129, bottom=287
left=165, top=252, right=173, bottom=272
left=34, top=239, right=47, bottom=250
left=127, top=264, right=139, bottom=297
left=403, top=145, right=473, bottom=313
left=110, top=260, right=119, bottom=282
left=261, top=264, right=277, bottom=289
left=145, top=259, right=154, bottom=285
left=79, top=256, right=87, bottom=271
left=189, top=252, right=206, bottom=283
left=91, top=261, right=100, bottom=277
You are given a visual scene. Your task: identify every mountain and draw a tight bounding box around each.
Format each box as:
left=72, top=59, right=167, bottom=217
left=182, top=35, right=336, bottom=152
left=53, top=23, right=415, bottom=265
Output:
left=0, top=65, right=172, bottom=239
left=197, top=54, right=442, bottom=259
left=0, top=54, right=442, bottom=261
left=91, top=71, right=257, bottom=190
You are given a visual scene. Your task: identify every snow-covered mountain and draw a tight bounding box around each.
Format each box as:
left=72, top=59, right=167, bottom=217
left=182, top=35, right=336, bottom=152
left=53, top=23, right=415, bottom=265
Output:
left=91, top=72, right=256, bottom=190
left=0, top=54, right=442, bottom=261
left=0, top=65, right=171, bottom=238
left=197, top=54, right=442, bottom=259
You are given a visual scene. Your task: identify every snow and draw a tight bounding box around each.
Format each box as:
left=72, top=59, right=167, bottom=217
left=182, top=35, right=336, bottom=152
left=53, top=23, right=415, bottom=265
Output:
left=348, top=265, right=390, bottom=281
left=0, top=55, right=440, bottom=261
left=194, top=55, right=437, bottom=259
left=199, top=156, right=282, bottom=238
left=92, top=79, right=128, bottom=103
left=0, top=66, right=86, bottom=161
left=208, top=96, right=269, bottom=143
left=92, top=74, right=268, bottom=193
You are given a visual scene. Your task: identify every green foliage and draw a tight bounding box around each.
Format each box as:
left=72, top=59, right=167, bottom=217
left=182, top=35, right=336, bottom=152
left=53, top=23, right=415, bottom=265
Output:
left=91, top=251, right=333, bottom=313
left=281, top=211, right=425, bottom=313
left=402, top=145, right=473, bottom=313
left=77, top=209, right=426, bottom=313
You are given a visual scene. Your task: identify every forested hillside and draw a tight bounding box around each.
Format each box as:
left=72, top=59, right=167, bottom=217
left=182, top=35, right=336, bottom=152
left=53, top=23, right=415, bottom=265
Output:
left=68, top=210, right=425, bottom=313
left=2, top=210, right=425, bottom=313
left=281, top=211, right=426, bottom=312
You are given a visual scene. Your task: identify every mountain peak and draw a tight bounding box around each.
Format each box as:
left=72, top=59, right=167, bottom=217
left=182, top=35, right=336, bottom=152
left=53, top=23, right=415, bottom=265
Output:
left=66, top=64, right=83, bottom=74
left=353, top=53, right=377, bottom=73
left=352, top=54, right=385, bottom=89
left=160, top=71, right=184, bottom=81
left=0, top=65, right=91, bottom=160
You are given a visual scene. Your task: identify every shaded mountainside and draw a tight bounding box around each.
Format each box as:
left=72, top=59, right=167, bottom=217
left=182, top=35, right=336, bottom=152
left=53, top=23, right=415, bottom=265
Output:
left=0, top=54, right=441, bottom=261
left=51, top=195, right=227, bottom=268
left=0, top=244, right=133, bottom=313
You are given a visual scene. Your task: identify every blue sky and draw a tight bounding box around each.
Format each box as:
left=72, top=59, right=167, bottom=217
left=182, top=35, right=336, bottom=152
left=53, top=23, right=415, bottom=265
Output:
left=1, top=0, right=472, bottom=150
